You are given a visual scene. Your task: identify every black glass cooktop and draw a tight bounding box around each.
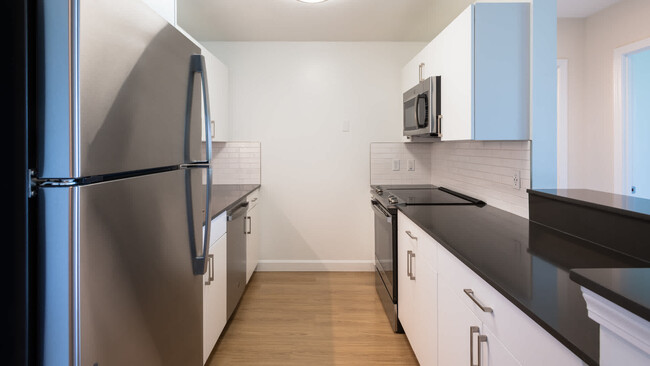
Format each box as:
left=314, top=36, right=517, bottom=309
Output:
left=389, top=187, right=484, bottom=206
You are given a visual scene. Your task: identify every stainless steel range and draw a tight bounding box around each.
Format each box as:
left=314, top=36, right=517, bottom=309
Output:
left=370, top=185, right=484, bottom=332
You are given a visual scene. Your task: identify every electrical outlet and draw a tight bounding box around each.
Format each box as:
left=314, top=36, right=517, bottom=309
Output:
left=407, top=160, right=415, bottom=171
left=392, top=160, right=400, bottom=171
left=513, top=170, right=521, bottom=190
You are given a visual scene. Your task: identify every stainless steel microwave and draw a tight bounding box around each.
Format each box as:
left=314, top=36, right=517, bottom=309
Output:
left=403, top=76, right=441, bottom=137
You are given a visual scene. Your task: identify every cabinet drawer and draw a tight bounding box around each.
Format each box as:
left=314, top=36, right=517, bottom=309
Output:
left=438, top=245, right=583, bottom=366
left=247, top=188, right=260, bottom=209
left=210, top=212, right=227, bottom=244
left=397, top=212, right=437, bottom=271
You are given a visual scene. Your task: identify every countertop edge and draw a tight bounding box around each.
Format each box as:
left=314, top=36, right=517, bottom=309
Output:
left=527, top=189, right=650, bottom=223
left=569, top=269, right=650, bottom=323
left=211, top=184, right=260, bottom=220
left=397, top=206, right=598, bottom=366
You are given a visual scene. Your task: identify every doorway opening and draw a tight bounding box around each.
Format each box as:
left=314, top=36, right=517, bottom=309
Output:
left=614, top=38, right=650, bottom=199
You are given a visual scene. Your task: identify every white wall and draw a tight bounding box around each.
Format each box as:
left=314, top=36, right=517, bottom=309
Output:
left=203, top=42, right=424, bottom=270
left=557, top=18, right=585, bottom=189
left=558, top=0, right=650, bottom=192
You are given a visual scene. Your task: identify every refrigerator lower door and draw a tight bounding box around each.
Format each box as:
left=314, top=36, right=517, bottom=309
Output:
left=39, top=169, right=210, bottom=365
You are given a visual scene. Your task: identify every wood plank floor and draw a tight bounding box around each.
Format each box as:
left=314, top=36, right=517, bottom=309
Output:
left=207, top=272, right=418, bottom=365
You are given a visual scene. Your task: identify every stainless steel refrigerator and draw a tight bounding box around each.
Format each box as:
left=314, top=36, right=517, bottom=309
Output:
left=33, top=1, right=214, bottom=364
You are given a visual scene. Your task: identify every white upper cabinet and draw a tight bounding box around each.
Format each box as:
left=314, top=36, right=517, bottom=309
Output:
left=401, top=42, right=434, bottom=94
left=202, top=51, right=229, bottom=142
left=142, top=0, right=176, bottom=25
left=174, top=27, right=230, bottom=142
left=141, top=1, right=230, bottom=142
left=401, top=3, right=530, bottom=141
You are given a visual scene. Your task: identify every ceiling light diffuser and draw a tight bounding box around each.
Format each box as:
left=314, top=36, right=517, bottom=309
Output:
left=297, top=0, right=327, bottom=3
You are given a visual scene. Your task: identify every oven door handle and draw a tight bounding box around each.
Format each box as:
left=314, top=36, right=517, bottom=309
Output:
left=371, top=200, right=392, bottom=223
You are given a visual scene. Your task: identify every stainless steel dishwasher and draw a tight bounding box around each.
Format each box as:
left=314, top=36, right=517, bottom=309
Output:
left=226, top=200, right=249, bottom=320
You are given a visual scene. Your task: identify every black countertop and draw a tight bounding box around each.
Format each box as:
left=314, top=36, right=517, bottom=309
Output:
left=395, top=203, right=649, bottom=366
left=209, top=184, right=260, bottom=219
left=570, top=268, right=650, bottom=322
left=529, top=189, right=650, bottom=221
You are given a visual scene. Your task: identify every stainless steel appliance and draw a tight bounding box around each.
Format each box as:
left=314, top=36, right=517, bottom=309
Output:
left=370, top=185, right=484, bottom=333
left=227, top=200, right=249, bottom=319
left=32, top=1, right=214, bottom=364
left=403, top=76, right=442, bottom=137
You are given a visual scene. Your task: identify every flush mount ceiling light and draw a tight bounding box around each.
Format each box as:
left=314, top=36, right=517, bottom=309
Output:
left=297, top=0, right=327, bottom=3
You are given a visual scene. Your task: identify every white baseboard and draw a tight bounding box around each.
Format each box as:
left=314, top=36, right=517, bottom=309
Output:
left=256, top=260, right=375, bottom=272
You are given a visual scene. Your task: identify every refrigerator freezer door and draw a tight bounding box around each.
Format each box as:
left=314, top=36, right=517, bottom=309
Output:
left=39, top=168, right=211, bottom=365
left=38, top=0, right=206, bottom=179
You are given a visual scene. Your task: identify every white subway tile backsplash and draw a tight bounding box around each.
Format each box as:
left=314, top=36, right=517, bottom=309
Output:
left=370, top=142, right=432, bottom=186
left=203, top=142, right=261, bottom=185
left=432, top=141, right=531, bottom=218
left=370, top=140, right=531, bottom=218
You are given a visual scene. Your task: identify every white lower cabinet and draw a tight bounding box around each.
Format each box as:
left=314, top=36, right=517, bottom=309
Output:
left=398, top=213, right=583, bottom=366
left=438, top=277, right=484, bottom=366
left=398, top=212, right=438, bottom=366
left=438, top=276, right=520, bottom=366
left=203, top=213, right=228, bottom=364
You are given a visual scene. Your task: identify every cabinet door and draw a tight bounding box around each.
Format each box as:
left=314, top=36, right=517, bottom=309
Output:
left=246, top=204, right=259, bottom=284
left=439, top=5, right=474, bottom=141
left=413, top=259, right=438, bottom=366
left=397, top=225, right=416, bottom=338
left=141, top=0, right=176, bottom=25
left=203, top=234, right=227, bottom=364
left=438, top=275, right=482, bottom=366
left=204, top=50, right=229, bottom=141
left=482, top=326, right=521, bottom=366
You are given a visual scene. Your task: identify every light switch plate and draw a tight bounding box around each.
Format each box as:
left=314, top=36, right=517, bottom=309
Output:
left=392, top=160, right=400, bottom=171
left=407, top=160, right=415, bottom=171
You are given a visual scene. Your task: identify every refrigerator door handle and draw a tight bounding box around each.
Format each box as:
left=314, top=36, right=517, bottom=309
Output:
left=187, top=166, right=213, bottom=276
left=186, top=54, right=212, bottom=164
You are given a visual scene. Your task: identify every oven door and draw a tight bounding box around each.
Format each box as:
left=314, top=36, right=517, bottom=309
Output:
left=372, top=199, right=396, bottom=301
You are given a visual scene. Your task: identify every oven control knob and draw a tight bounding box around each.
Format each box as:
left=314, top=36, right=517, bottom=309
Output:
left=375, top=187, right=384, bottom=195
left=388, top=196, right=399, bottom=204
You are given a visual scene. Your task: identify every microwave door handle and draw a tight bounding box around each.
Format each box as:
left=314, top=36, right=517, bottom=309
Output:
left=414, top=94, right=421, bottom=128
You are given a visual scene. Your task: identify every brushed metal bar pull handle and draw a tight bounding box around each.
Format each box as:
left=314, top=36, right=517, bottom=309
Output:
left=470, top=326, right=480, bottom=366
left=409, top=252, right=416, bottom=280
left=406, top=250, right=412, bottom=277
left=204, top=254, right=213, bottom=285
left=419, top=62, right=425, bottom=82
left=477, top=335, right=488, bottom=366
left=208, top=254, right=215, bottom=282
left=246, top=216, right=252, bottom=234
left=464, top=289, right=493, bottom=313
left=405, top=230, right=417, bottom=240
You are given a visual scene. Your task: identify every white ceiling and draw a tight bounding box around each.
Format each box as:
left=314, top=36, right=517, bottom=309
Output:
left=177, top=0, right=440, bottom=42
left=557, top=0, right=622, bottom=18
